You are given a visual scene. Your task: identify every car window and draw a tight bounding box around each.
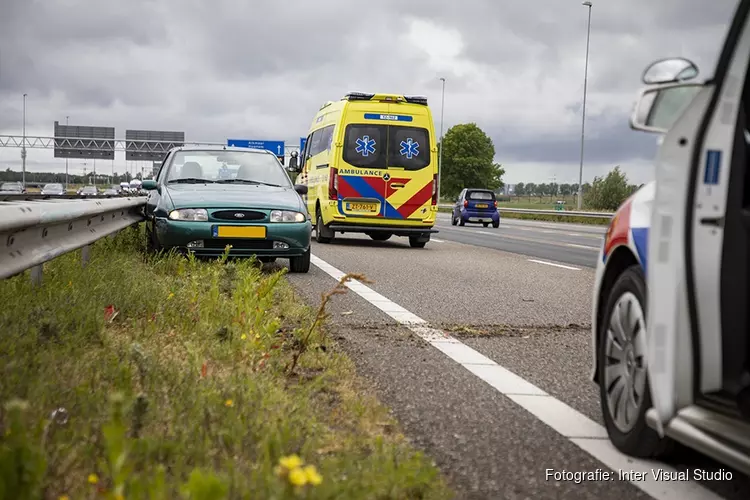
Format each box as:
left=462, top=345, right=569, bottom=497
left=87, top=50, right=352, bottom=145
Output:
left=467, top=191, right=494, bottom=200
left=343, top=124, right=431, bottom=170
left=165, top=150, right=292, bottom=187
left=308, top=125, right=334, bottom=157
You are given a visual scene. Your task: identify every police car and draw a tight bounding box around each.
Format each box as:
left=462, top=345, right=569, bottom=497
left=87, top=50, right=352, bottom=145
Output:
left=590, top=1, right=750, bottom=476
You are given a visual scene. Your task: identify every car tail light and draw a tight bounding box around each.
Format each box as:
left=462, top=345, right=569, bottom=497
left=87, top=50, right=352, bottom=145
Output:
left=328, top=168, right=338, bottom=199
left=493, top=200, right=498, bottom=208
left=431, top=174, right=438, bottom=205
left=463, top=200, right=468, bottom=208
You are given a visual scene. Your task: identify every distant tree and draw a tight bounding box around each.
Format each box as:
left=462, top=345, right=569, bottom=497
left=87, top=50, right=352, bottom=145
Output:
left=515, top=182, right=526, bottom=196
left=559, top=183, right=572, bottom=196
left=440, top=123, right=505, bottom=198
left=525, top=182, right=537, bottom=201
left=584, top=166, right=632, bottom=211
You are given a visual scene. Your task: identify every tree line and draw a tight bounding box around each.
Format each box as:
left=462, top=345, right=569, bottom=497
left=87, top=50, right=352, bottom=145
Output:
left=437, top=122, right=645, bottom=211
left=0, top=168, right=143, bottom=185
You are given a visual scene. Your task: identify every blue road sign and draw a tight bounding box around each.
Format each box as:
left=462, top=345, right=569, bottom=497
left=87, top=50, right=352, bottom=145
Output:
left=299, top=137, right=307, bottom=154
left=227, top=139, right=285, bottom=156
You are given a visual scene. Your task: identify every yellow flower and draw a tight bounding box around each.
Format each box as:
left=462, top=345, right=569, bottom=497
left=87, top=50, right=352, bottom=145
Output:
left=240, top=334, right=247, bottom=340
left=255, top=334, right=261, bottom=340
left=288, top=467, right=308, bottom=486
left=279, top=454, right=303, bottom=470
left=225, top=399, right=233, bottom=407
left=67, top=281, right=72, bottom=287
left=167, top=292, right=174, bottom=300
left=59, top=495, right=70, bottom=500
left=303, top=465, right=323, bottom=485
left=88, top=473, right=99, bottom=484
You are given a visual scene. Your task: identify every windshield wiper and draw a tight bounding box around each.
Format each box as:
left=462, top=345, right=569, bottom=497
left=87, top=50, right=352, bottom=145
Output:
left=167, top=178, right=215, bottom=184
left=216, top=179, right=282, bottom=187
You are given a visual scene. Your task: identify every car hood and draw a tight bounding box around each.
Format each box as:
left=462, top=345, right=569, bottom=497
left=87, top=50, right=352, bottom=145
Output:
left=165, top=184, right=304, bottom=212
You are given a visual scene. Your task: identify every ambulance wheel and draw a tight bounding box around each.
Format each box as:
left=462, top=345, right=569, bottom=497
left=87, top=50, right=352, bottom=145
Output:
left=315, top=209, right=334, bottom=244
left=409, top=234, right=429, bottom=248
left=598, top=265, right=673, bottom=458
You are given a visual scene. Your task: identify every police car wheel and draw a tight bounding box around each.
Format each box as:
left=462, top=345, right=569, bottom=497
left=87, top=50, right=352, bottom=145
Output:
left=598, top=265, right=673, bottom=458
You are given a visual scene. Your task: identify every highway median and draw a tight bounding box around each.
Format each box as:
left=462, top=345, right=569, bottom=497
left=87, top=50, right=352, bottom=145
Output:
left=0, top=225, right=453, bottom=499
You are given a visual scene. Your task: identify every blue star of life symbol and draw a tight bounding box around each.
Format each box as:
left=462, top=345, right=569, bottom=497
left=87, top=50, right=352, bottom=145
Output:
left=355, top=135, right=376, bottom=157
left=400, top=138, right=419, bottom=159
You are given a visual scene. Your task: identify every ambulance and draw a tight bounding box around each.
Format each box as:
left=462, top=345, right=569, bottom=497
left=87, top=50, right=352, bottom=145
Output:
left=289, top=92, right=439, bottom=248
left=590, top=0, right=750, bottom=475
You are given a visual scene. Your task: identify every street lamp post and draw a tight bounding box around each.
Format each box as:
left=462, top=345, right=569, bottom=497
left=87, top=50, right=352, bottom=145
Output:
left=65, top=116, right=69, bottom=190
left=438, top=77, right=446, bottom=204
left=21, top=94, right=27, bottom=189
left=577, top=1, right=593, bottom=210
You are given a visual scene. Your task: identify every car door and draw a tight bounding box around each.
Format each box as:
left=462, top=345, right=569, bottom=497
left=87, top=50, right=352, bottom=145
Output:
left=648, top=0, right=750, bottom=428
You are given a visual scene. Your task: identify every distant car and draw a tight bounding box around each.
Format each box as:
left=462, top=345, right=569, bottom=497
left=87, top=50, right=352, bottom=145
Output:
left=78, top=185, right=98, bottom=197
left=102, top=188, right=118, bottom=196
left=451, top=188, right=500, bottom=228
left=41, top=183, right=65, bottom=196
left=0, top=182, right=24, bottom=194
left=142, top=146, right=312, bottom=272
left=120, top=182, right=131, bottom=193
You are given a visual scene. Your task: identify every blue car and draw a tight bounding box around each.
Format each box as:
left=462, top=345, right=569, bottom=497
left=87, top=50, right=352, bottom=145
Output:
left=451, top=188, right=500, bottom=228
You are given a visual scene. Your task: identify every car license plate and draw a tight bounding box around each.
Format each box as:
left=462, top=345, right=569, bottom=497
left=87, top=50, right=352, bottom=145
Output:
left=213, top=225, right=267, bottom=238
left=346, top=202, right=378, bottom=213
left=476, top=203, right=488, bottom=208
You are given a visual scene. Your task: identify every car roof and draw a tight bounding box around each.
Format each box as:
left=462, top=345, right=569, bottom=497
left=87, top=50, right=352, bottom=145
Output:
left=167, top=145, right=272, bottom=154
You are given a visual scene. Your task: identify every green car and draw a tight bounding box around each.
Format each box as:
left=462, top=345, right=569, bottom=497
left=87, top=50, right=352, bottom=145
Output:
left=142, top=146, right=312, bottom=273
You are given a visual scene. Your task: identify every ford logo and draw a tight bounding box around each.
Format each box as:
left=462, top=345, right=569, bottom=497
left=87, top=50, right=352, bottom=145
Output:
left=234, top=213, right=245, bottom=218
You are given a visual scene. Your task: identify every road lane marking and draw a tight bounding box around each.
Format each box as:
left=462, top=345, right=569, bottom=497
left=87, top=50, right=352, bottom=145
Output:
left=309, top=253, right=723, bottom=500
left=528, top=259, right=581, bottom=270
left=566, top=243, right=600, bottom=251
left=431, top=238, right=445, bottom=243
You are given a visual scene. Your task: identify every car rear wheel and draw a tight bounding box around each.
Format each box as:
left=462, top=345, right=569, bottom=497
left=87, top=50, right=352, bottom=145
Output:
left=483, top=222, right=490, bottom=227
left=315, top=209, right=334, bottom=244
left=492, top=220, right=500, bottom=228
left=458, top=216, right=465, bottom=226
left=451, top=213, right=458, bottom=226
left=598, top=265, right=673, bottom=458
left=289, top=248, right=311, bottom=273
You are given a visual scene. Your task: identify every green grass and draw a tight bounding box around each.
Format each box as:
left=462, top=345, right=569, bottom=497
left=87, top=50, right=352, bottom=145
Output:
left=0, top=225, right=453, bottom=500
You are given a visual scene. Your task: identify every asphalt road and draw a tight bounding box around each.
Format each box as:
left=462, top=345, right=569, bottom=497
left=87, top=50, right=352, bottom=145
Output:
left=282, top=227, right=750, bottom=500
left=432, top=212, right=606, bottom=269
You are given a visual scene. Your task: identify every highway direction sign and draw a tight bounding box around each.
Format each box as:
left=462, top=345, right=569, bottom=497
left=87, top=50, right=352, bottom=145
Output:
left=227, top=139, right=285, bottom=156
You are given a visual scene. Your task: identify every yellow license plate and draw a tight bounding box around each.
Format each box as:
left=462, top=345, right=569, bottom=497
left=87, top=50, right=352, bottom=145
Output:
left=476, top=203, right=488, bottom=208
left=214, top=225, right=267, bottom=238
left=346, top=202, right=378, bottom=212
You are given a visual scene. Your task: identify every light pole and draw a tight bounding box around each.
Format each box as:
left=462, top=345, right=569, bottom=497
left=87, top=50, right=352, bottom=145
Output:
left=21, top=94, right=27, bottom=189
left=438, top=77, right=446, bottom=204
left=577, top=1, right=592, bottom=210
left=65, top=116, right=69, bottom=190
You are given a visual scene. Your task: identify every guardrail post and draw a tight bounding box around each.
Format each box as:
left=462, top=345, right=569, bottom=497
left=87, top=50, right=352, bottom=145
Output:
left=30, top=265, right=43, bottom=286
left=81, top=245, right=92, bottom=267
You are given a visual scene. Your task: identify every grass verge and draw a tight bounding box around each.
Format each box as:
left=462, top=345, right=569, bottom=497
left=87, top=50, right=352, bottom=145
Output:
left=0, top=224, right=453, bottom=500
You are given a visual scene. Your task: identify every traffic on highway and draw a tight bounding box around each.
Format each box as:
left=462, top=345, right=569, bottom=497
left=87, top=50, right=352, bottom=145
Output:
left=2, top=1, right=750, bottom=499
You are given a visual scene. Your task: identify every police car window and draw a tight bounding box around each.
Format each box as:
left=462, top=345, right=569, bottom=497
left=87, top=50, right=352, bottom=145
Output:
left=467, top=191, right=494, bottom=200
left=343, top=124, right=386, bottom=168
left=387, top=126, right=430, bottom=170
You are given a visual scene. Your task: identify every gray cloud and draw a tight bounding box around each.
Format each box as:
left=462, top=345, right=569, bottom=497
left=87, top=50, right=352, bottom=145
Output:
left=0, top=0, right=738, bottom=183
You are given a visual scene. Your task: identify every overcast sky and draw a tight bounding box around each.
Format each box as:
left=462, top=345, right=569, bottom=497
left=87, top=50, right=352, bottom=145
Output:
left=0, top=0, right=736, bottom=185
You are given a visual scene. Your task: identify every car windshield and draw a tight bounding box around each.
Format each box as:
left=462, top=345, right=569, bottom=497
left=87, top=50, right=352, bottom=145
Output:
left=467, top=190, right=495, bottom=201
left=165, top=150, right=292, bottom=187
left=81, top=186, right=97, bottom=193
left=1, top=182, right=22, bottom=191
left=44, top=183, right=63, bottom=190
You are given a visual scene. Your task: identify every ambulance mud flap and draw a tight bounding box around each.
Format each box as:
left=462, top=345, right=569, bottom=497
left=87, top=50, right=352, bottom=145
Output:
left=327, top=224, right=438, bottom=237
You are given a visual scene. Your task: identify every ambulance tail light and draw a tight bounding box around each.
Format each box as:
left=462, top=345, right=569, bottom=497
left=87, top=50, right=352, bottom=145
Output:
left=328, top=168, right=338, bottom=199
left=431, top=174, right=438, bottom=205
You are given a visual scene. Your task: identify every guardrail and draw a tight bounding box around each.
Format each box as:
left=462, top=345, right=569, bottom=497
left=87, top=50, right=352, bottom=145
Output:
left=1, top=196, right=147, bottom=283
left=437, top=204, right=614, bottom=220
left=0, top=193, right=136, bottom=202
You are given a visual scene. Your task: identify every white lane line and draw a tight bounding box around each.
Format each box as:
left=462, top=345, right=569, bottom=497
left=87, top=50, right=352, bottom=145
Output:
left=528, top=259, right=581, bottom=271
left=431, top=238, right=445, bottom=243
left=566, top=243, right=600, bottom=251
left=309, top=253, right=722, bottom=500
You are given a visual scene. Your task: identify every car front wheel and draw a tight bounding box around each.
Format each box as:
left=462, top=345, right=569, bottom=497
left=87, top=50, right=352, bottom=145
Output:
left=289, top=248, right=311, bottom=273
left=598, top=264, right=672, bottom=458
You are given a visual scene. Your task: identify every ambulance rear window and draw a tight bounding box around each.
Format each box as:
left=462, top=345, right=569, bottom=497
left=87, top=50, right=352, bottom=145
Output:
left=343, top=124, right=431, bottom=170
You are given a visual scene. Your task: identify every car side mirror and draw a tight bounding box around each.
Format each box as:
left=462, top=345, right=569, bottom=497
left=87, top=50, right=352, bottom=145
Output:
left=294, top=184, right=308, bottom=195
left=642, top=57, right=699, bottom=85
left=630, top=82, right=703, bottom=133
left=141, top=180, right=158, bottom=190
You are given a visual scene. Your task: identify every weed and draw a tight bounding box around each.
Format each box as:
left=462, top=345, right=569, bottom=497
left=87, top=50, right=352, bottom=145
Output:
left=0, top=224, right=453, bottom=499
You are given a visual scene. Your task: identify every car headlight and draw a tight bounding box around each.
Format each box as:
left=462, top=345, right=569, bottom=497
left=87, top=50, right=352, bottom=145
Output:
left=269, top=210, right=306, bottom=223
left=168, top=208, right=208, bottom=221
